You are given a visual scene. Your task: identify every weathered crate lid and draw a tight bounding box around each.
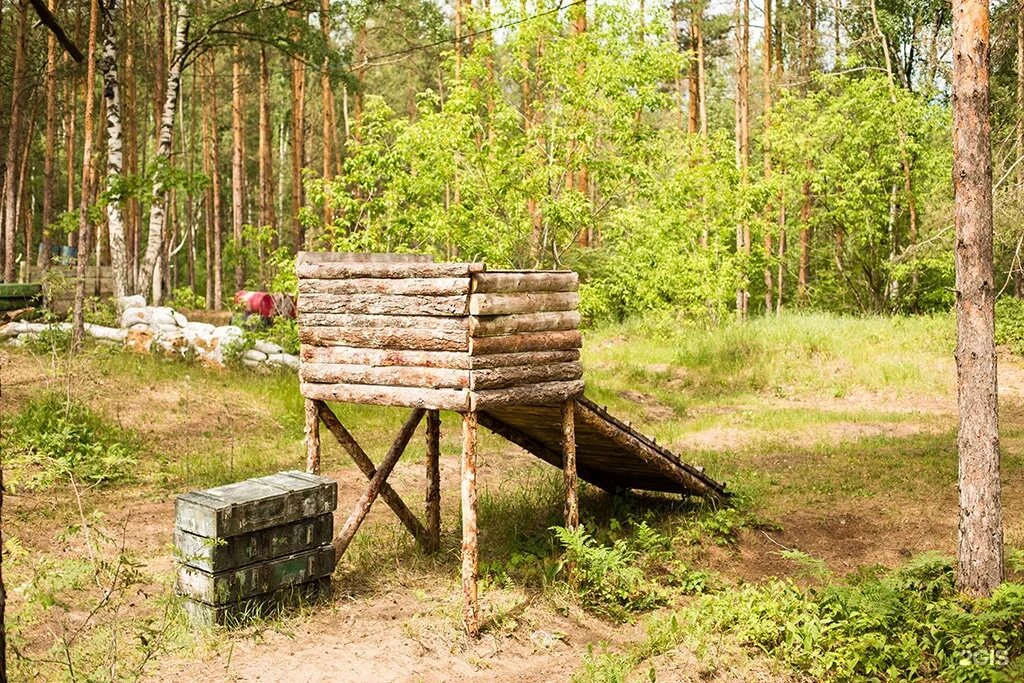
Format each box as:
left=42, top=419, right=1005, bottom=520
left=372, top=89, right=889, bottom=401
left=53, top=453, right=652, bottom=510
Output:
left=175, top=471, right=337, bottom=539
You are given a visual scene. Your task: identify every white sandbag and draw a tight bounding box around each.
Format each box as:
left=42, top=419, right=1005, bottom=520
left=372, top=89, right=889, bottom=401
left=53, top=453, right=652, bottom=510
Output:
left=121, top=306, right=152, bottom=328
left=254, top=340, right=283, bottom=355
left=84, top=324, right=126, bottom=343
left=116, top=295, right=146, bottom=312
left=242, top=349, right=269, bottom=363
left=173, top=312, right=189, bottom=327
left=267, top=353, right=300, bottom=371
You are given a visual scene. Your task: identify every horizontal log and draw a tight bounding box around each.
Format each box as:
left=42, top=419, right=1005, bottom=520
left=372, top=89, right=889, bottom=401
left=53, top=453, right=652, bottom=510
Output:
left=471, top=271, right=578, bottom=293
left=469, top=330, right=582, bottom=355
left=299, top=277, right=471, bottom=296
left=471, top=380, right=584, bottom=409
left=301, top=382, right=471, bottom=410
left=469, top=349, right=581, bottom=369
left=469, top=311, right=580, bottom=337
left=296, top=261, right=485, bottom=280
left=297, top=251, right=434, bottom=264
left=299, top=293, right=469, bottom=317
left=299, top=326, right=469, bottom=352
left=470, top=361, right=582, bottom=390
left=298, top=312, right=469, bottom=332
left=468, top=291, right=579, bottom=316
left=301, top=362, right=470, bottom=389
left=301, top=345, right=471, bottom=369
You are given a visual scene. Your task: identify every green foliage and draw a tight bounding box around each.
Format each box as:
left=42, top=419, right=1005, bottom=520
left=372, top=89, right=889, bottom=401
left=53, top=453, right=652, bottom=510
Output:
left=22, top=325, right=73, bottom=355
left=552, top=524, right=668, bottom=620
left=3, top=392, right=139, bottom=489
left=995, top=297, right=1024, bottom=355
left=682, top=554, right=1024, bottom=682
left=169, top=286, right=207, bottom=310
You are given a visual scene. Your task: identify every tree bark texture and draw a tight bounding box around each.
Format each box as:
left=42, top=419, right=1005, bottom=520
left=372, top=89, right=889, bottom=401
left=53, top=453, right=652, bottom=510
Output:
left=952, top=0, right=1004, bottom=597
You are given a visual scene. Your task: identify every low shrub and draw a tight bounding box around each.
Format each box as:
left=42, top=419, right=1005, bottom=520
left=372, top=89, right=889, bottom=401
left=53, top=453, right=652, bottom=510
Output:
left=3, top=392, right=139, bottom=489
left=682, top=553, right=1024, bottom=682
left=996, top=296, right=1024, bottom=355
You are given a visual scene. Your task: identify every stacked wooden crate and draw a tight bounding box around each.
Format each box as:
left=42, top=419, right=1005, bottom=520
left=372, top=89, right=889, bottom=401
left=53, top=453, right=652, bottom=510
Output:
left=296, top=253, right=584, bottom=410
left=174, top=471, right=337, bottom=625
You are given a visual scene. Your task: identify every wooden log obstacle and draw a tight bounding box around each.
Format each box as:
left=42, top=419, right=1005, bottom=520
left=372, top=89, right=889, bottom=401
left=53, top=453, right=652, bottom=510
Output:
left=297, top=252, right=728, bottom=636
left=174, top=471, right=337, bottom=625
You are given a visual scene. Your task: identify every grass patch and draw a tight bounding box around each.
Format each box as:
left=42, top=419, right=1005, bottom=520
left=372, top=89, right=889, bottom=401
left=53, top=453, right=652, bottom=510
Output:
left=2, top=391, right=140, bottom=490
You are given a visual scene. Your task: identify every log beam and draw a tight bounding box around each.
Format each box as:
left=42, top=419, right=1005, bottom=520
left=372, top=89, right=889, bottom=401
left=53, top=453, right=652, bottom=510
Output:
left=425, top=410, right=441, bottom=553
left=562, top=400, right=579, bottom=531
left=305, top=398, right=321, bottom=474
left=332, top=408, right=426, bottom=562
left=317, top=403, right=429, bottom=548
left=461, top=411, right=480, bottom=636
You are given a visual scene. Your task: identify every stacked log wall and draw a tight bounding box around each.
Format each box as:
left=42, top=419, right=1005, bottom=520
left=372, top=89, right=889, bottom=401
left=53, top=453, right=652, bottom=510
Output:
left=296, top=256, right=584, bottom=409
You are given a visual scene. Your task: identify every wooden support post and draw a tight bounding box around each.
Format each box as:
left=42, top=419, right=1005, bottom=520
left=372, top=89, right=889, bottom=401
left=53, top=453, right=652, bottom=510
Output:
left=305, top=398, right=321, bottom=474
left=425, top=409, right=441, bottom=553
left=333, top=408, right=425, bottom=563
left=317, top=402, right=429, bottom=546
left=562, top=399, right=579, bottom=531
left=461, top=410, right=480, bottom=637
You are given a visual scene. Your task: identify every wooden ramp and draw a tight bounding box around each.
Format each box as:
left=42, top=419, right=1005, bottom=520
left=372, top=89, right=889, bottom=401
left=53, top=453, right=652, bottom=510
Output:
left=480, top=396, right=728, bottom=500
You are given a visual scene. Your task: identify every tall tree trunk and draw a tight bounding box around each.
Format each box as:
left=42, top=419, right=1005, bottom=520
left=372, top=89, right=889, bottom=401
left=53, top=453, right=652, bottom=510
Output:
left=73, top=0, right=101, bottom=346
left=202, top=54, right=224, bottom=309
left=231, top=46, right=245, bottom=292
left=572, top=1, right=590, bottom=247
left=259, top=46, right=273, bottom=283
left=735, top=0, right=750, bottom=318
left=1017, top=0, right=1023, bottom=190
left=124, top=0, right=139, bottom=290
left=763, top=0, right=774, bottom=313
left=696, top=3, right=708, bottom=135
left=952, top=0, right=1003, bottom=597
left=102, top=0, right=129, bottom=298
left=41, top=19, right=59, bottom=269
left=2, top=0, right=29, bottom=282
left=137, top=0, right=190, bottom=298
left=320, top=0, right=335, bottom=227
left=290, top=12, right=307, bottom=250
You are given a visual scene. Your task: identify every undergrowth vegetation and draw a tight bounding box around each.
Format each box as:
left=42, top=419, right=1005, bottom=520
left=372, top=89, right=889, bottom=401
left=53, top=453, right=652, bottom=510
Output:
left=3, top=392, right=139, bottom=490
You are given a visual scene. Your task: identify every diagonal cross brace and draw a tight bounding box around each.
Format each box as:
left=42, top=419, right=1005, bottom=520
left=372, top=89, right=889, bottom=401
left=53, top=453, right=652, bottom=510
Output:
left=328, top=407, right=427, bottom=563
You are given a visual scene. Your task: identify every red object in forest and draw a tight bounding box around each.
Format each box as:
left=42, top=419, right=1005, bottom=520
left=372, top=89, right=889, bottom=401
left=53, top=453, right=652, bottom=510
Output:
left=235, top=290, right=296, bottom=319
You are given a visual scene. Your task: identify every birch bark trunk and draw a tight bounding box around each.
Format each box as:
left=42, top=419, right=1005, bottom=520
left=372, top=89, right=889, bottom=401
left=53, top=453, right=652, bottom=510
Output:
left=101, top=0, right=128, bottom=298
left=137, top=0, right=190, bottom=298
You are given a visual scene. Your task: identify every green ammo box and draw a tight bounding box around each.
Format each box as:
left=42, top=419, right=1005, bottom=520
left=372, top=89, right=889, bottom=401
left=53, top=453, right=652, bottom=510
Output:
left=174, top=471, right=338, bottom=625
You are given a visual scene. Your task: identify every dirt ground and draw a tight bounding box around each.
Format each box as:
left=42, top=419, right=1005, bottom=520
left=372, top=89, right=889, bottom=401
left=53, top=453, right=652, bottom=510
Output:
left=1, top=346, right=1021, bottom=682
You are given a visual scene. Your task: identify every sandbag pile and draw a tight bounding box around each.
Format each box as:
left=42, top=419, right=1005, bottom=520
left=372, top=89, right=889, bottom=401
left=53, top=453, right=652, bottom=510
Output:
left=0, top=295, right=300, bottom=372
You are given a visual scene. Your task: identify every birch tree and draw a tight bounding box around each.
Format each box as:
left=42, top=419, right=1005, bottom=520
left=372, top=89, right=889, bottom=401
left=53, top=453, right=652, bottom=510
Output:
left=137, top=0, right=190, bottom=299
left=101, top=0, right=129, bottom=298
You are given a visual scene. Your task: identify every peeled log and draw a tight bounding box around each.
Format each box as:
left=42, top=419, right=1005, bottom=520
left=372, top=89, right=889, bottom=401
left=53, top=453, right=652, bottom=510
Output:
left=299, top=293, right=469, bottom=316
left=301, top=362, right=470, bottom=389
left=301, top=346, right=471, bottom=369
left=301, top=381, right=470, bottom=410
left=296, top=261, right=484, bottom=280
left=297, top=251, right=433, bottom=264
left=469, top=311, right=580, bottom=337
left=299, top=277, right=470, bottom=296
left=299, top=326, right=469, bottom=352
left=469, top=330, right=582, bottom=356
left=470, top=380, right=584, bottom=409
left=470, top=361, right=582, bottom=390
left=468, top=291, right=579, bottom=316
left=471, top=271, right=578, bottom=293
left=469, top=349, right=580, bottom=369
left=297, top=312, right=468, bottom=332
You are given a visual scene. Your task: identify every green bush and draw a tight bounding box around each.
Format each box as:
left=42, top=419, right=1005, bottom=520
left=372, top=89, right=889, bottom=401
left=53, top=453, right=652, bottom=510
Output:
left=169, top=286, right=206, bottom=310
left=553, top=525, right=668, bottom=620
left=4, top=392, right=139, bottom=489
left=996, top=297, right=1024, bottom=355
left=683, top=553, right=1024, bottom=682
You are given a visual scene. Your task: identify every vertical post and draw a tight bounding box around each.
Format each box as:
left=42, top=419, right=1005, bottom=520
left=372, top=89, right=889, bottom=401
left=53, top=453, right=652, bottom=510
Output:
left=460, top=411, right=479, bottom=637
left=561, top=399, right=579, bottom=531
left=425, top=409, right=441, bottom=553
left=304, top=398, right=321, bottom=474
